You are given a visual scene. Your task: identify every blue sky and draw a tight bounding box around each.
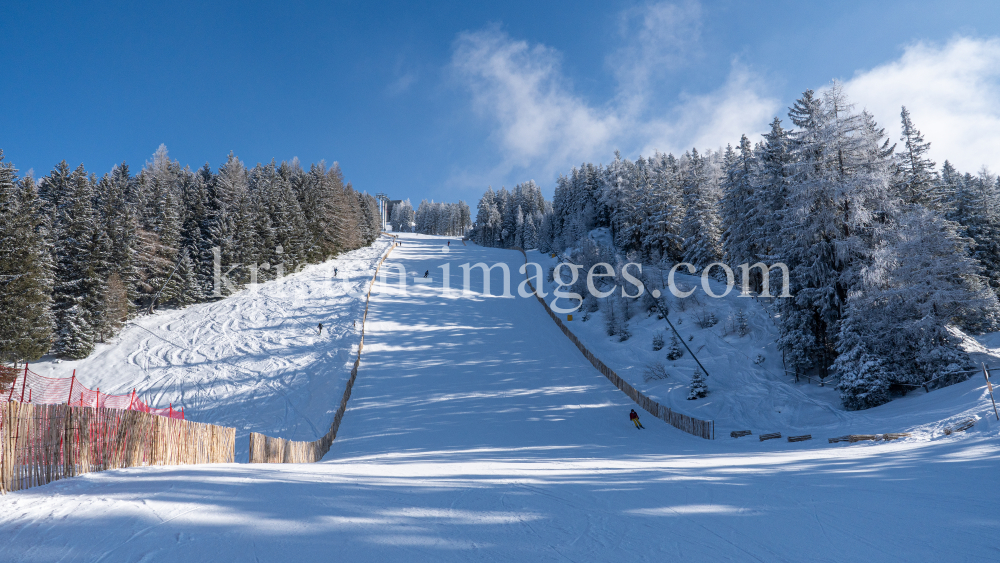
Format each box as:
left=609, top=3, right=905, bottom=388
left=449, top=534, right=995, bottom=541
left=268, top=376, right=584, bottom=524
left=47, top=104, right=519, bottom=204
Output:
left=3, top=1, right=1000, bottom=204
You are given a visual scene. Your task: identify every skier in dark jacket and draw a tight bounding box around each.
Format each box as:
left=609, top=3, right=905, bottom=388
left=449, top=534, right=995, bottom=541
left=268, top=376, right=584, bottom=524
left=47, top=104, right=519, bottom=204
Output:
left=630, top=409, right=644, bottom=429
left=424, top=270, right=429, bottom=278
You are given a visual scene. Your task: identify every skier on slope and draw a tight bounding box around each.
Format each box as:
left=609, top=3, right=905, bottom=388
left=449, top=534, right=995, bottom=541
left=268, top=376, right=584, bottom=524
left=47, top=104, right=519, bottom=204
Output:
left=317, top=323, right=323, bottom=335
left=424, top=270, right=429, bottom=278
left=630, top=409, right=645, bottom=429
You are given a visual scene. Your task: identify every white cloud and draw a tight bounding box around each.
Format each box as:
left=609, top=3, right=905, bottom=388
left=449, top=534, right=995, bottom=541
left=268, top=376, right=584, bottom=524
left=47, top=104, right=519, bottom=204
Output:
left=843, top=36, right=1000, bottom=174
left=450, top=25, right=622, bottom=182
left=610, top=1, right=702, bottom=112
left=448, top=2, right=779, bottom=189
left=640, top=63, right=779, bottom=157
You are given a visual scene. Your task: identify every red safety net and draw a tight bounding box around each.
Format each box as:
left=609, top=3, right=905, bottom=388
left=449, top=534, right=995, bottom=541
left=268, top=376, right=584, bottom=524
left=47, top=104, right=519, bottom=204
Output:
left=3, top=365, right=184, bottom=420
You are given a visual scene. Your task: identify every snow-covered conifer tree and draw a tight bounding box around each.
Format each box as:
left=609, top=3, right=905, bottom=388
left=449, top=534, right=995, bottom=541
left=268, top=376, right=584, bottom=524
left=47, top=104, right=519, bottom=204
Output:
left=680, top=149, right=723, bottom=268
left=49, top=164, right=101, bottom=358
left=0, top=154, right=54, bottom=363
left=896, top=106, right=941, bottom=209
left=688, top=368, right=708, bottom=399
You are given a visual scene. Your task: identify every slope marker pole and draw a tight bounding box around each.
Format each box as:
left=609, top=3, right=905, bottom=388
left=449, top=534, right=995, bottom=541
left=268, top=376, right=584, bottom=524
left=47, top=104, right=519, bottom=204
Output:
left=984, top=363, right=999, bottom=421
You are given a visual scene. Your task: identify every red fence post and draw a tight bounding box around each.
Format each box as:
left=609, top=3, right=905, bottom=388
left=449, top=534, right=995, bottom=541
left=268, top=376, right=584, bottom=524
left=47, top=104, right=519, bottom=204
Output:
left=19, top=363, right=28, bottom=402
left=67, top=371, right=76, bottom=405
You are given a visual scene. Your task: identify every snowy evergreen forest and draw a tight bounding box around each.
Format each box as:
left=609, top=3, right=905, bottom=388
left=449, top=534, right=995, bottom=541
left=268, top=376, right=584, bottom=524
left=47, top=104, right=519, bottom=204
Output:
left=469, top=181, right=550, bottom=249
left=389, top=200, right=415, bottom=233
left=472, top=83, right=1000, bottom=410
left=389, top=199, right=471, bottom=236
left=0, top=145, right=381, bottom=363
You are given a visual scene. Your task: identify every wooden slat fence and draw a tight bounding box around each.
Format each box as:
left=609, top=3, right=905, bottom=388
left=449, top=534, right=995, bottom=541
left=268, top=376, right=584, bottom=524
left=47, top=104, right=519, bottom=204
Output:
left=513, top=248, right=714, bottom=440
left=249, top=235, right=397, bottom=463
left=0, top=401, right=235, bottom=494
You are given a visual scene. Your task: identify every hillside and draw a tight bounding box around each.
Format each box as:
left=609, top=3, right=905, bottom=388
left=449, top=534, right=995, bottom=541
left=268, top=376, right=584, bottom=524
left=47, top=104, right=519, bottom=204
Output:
left=0, top=234, right=997, bottom=562
left=23, top=237, right=394, bottom=460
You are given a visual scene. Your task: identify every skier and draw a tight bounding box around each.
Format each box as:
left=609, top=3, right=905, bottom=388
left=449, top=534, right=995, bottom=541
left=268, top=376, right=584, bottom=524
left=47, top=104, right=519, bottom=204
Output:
left=447, top=241, right=450, bottom=246
left=334, top=267, right=338, bottom=277
left=423, top=270, right=429, bottom=278
left=630, top=409, right=644, bottom=429
left=317, top=323, right=323, bottom=335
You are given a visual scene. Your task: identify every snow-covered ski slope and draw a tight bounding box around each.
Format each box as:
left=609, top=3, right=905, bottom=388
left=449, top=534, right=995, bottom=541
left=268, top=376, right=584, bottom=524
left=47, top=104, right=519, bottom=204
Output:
left=23, top=236, right=394, bottom=460
left=1, top=233, right=998, bottom=562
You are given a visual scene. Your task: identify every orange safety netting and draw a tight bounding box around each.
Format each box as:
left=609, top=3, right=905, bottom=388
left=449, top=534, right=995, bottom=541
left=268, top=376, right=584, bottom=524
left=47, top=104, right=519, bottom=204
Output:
left=3, top=365, right=184, bottom=420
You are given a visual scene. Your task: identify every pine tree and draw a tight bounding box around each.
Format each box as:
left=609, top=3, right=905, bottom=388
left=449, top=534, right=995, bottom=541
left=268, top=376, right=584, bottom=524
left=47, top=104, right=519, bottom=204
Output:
left=101, top=272, right=129, bottom=339
left=51, top=164, right=101, bottom=359
left=680, top=149, right=723, bottom=267
left=946, top=168, right=1000, bottom=295
left=523, top=213, right=539, bottom=249
left=735, top=309, right=749, bottom=336
left=0, top=154, right=54, bottom=363
left=897, top=106, right=940, bottom=209
left=175, top=246, right=205, bottom=305
left=720, top=138, right=759, bottom=272
left=513, top=205, right=525, bottom=249
left=603, top=151, right=643, bottom=253
left=687, top=368, right=708, bottom=399
left=776, top=85, right=896, bottom=379
left=835, top=208, right=1000, bottom=408
left=641, top=153, right=684, bottom=262
left=97, top=165, right=140, bottom=318
left=137, top=148, right=184, bottom=305
left=652, top=331, right=665, bottom=351
left=666, top=332, right=684, bottom=360
left=754, top=118, right=792, bottom=264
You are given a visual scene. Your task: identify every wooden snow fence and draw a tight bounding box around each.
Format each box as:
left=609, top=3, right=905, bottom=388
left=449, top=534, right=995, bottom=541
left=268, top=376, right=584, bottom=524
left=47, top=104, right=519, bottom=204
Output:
left=828, top=433, right=912, bottom=444
left=0, top=401, right=235, bottom=494
left=249, top=236, right=397, bottom=463
left=513, top=248, right=714, bottom=440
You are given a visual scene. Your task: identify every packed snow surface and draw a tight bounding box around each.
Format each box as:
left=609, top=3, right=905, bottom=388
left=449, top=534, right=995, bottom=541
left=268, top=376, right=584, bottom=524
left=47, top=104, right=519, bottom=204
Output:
left=22, top=236, right=394, bottom=460
left=1, top=234, right=998, bottom=562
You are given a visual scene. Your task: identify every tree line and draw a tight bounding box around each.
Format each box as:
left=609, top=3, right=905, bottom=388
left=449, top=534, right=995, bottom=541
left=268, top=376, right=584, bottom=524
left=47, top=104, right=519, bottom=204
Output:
left=390, top=199, right=472, bottom=236
left=470, top=82, right=1000, bottom=409
left=0, top=145, right=381, bottom=363
left=470, top=181, right=549, bottom=249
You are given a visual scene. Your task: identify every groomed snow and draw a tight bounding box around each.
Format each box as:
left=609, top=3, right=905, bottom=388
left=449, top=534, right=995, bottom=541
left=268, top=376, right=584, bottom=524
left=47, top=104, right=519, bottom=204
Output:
left=22, top=236, right=394, bottom=460
left=1, top=234, right=998, bottom=562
